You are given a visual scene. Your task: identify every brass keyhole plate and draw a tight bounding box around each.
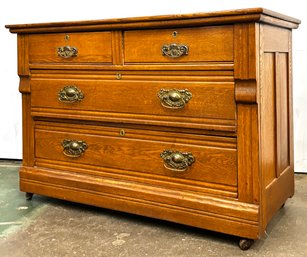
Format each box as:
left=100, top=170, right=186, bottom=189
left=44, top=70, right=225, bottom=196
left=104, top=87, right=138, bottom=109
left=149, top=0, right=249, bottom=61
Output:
left=172, top=31, right=178, bottom=37
left=119, top=129, right=126, bottom=136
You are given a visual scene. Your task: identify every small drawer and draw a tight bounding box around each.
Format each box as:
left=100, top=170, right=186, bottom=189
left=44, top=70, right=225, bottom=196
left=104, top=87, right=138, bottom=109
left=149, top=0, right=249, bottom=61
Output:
left=124, top=25, right=233, bottom=63
left=35, top=123, right=237, bottom=188
left=30, top=77, right=235, bottom=130
left=28, top=32, right=112, bottom=64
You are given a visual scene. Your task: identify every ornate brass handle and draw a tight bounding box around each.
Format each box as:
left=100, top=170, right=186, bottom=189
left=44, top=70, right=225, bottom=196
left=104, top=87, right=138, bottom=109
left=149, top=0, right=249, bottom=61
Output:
left=158, top=89, right=192, bottom=109
left=161, top=44, right=189, bottom=58
left=57, top=46, right=78, bottom=58
left=62, top=139, right=88, bottom=158
left=160, top=150, right=195, bottom=172
left=58, top=85, right=84, bottom=103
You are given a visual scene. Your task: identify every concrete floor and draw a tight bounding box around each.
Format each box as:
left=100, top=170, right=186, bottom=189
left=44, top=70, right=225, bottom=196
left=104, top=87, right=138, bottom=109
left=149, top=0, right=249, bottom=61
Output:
left=0, top=161, right=306, bottom=257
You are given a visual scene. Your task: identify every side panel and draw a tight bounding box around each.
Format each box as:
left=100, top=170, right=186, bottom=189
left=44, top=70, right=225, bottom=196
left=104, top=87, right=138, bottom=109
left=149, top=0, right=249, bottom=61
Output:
left=261, top=53, right=277, bottom=186
left=259, top=24, right=293, bottom=229
left=276, top=53, right=291, bottom=176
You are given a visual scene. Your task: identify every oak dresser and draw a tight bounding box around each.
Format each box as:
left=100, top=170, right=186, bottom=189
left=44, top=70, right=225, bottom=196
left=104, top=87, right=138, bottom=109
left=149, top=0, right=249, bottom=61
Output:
left=6, top=8, right=300, bottom=249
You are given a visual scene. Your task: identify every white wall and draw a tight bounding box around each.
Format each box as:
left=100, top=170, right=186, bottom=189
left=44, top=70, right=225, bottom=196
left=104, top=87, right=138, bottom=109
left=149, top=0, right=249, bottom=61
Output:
left=1, top=0, right=306, bottom=172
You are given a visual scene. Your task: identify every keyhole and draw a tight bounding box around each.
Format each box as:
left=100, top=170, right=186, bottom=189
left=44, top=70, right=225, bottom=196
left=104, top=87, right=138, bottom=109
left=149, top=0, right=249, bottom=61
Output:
left=116, top=73, right=122, bottom=80
left=119, top=129, right=126, bottom=136
left=65, top=34, right=70, bottom=41
left=172, top=31, right=178, bottom=37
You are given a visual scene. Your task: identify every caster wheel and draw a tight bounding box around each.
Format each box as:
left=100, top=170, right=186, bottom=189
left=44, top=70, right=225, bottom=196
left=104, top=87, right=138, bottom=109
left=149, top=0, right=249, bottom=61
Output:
left=25, top=192, right=34, bottom=201
left=238, top=238, right=254, bottom=250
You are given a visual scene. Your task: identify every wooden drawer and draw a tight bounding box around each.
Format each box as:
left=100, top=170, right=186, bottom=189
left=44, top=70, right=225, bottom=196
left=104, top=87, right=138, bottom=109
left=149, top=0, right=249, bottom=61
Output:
left=124, top=26, right=233, bottom=63
left=31, top=77, right=235, bottom=130
left=34, top=123, right=237, bottom=188
left=28, top=32, right=112, bottom=64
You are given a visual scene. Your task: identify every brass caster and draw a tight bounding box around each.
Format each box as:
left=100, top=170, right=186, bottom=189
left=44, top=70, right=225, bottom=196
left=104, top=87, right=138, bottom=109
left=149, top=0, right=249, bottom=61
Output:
left=238, top=238, right=254, bottom=250
left=25, top=192, right=33, bottom=201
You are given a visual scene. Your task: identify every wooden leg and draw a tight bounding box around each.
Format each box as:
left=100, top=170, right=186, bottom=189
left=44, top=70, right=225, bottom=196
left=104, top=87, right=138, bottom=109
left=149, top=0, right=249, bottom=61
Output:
left=238, top=238, right=254, bottom=250
left=25, top=192, right=33, bottom=200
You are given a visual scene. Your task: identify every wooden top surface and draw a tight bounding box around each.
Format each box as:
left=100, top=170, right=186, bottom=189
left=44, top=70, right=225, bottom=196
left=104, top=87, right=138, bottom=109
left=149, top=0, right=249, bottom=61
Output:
left=6, top=8, right=300, bottom=33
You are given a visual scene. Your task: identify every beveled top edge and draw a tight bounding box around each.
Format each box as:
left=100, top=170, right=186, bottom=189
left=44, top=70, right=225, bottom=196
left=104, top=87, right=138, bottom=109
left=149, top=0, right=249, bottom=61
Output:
left=5, top=7, right=300, bottom=33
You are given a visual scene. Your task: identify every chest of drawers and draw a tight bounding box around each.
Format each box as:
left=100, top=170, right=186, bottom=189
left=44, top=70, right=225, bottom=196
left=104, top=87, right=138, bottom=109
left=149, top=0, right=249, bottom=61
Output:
left=6, top=8, right=300, bottom=249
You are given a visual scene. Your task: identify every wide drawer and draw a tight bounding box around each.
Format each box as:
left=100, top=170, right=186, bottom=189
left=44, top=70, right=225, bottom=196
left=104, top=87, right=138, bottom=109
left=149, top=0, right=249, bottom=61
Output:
left=31, top=77, right=235, bottom=130
left=28, top=32, right=112, bottom=64
left=34, top=122, right=238, bottom=188
left=124, top=25, right=233, bottom=63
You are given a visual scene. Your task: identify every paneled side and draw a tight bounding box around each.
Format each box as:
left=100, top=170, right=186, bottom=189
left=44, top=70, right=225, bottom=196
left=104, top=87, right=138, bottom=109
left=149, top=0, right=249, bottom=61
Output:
left=263, top=25, right=289, bottom=52
left=276, top=53, right=290, bottom=176
left=259, top=24, right=293, bottom=229
left=261, top=53, right=276, bottom=187
left=260, top=25, right=291, bottom=186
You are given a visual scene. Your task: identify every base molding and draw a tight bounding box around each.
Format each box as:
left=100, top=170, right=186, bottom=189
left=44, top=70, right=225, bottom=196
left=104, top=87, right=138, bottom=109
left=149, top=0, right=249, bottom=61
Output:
left=20, top=166, right=260, bottom=239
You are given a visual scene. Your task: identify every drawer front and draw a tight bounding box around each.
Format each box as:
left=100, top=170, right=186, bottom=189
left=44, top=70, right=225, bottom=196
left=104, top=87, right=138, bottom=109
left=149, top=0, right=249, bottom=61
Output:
left=28, top=32, right=112, bottom=64
left=31, top=77, right=235, bottom=123
left=35, top=123, right=237, bottom=187
left=124, top=26, right=233, bottom=63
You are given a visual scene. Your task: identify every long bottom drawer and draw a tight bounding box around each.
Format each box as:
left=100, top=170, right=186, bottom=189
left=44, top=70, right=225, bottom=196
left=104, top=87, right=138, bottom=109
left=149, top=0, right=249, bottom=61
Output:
left=34, top=122, right=237, bottom=193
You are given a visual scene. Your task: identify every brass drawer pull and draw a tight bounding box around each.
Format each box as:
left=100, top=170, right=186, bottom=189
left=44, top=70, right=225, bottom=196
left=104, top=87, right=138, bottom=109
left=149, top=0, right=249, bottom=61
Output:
left=160, top=150, right=195, bottom=172
left=158, top=89, right=192, bottom=109
left=161, top=43, right=189, bottom=58
left=62, top=139, right=88, bottom=158
left=58, top=85, right=84, bottom=103
left=57, top=45, right=78, bottom=58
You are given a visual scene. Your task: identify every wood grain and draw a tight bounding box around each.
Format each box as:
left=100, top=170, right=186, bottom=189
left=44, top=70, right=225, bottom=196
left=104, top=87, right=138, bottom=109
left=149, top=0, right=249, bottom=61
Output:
left=234, top=23, right=258, bottom=80
left=261, top=52, right=277, bottom=187
left=31, top=77, right=236, bottom=121
left=237, top=104, right=259, bottom=203
left=258, top=23, right=294, bottom=232
left=34, top=123, right=238, bottom=187
left=111, top=31, right=123, bottom=65
left=21, top=95, right=35, bottom=167
left=19, top=166, right=260, bottom=239
left=29, top=32, right=112, bottom=64
left=35, top=158, right=237, bottom=198
left=124, top=26, right=233, bottom=63
left=234, top=22, right=260, bottom=205
left=263, top=25, right=290, bottom=53
left=276, top=53, right=290, bottom=176
left=6, top=7, right=300, bottom=33
left=17, top=35, right=29, bottom=75
left=29, top=63, right=234, bottom=71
